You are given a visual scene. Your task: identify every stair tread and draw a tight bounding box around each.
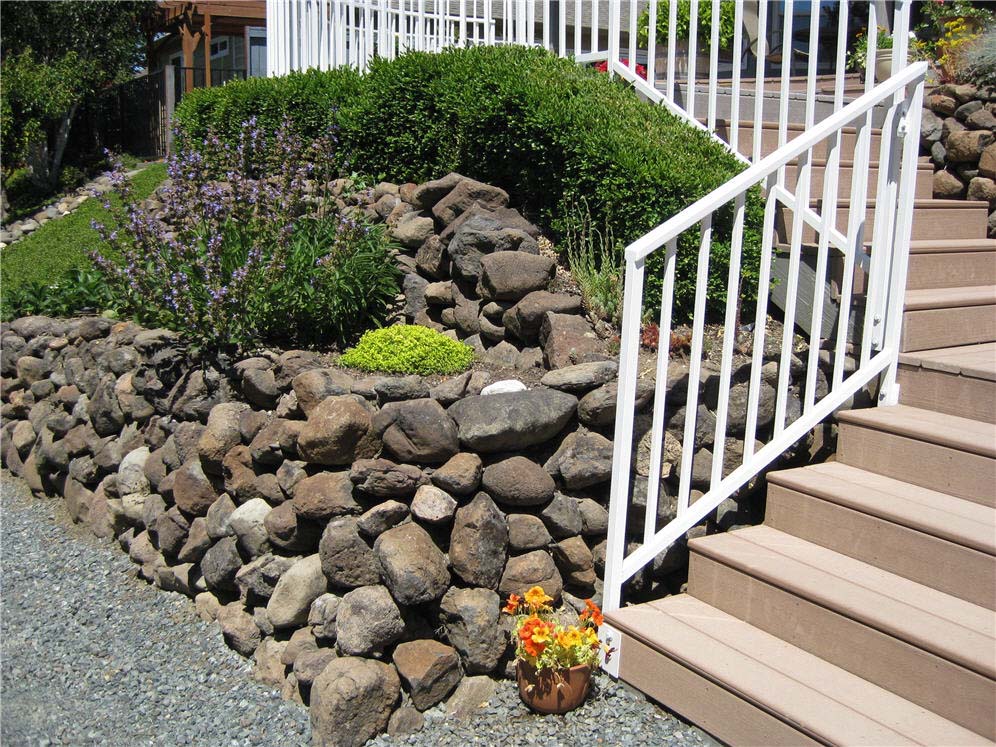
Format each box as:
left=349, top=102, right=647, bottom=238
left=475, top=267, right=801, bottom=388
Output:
left=813, top=198, right=989, bottom=209
left=899, top=343, right=996, bottom=381
left=607, top=595, right=991, bottom=747
left=905, top=285, right=996, bottom=311
left=837, top=405, right=996, bottom=459
left=768, top=462, right=996, bottom=555
left=687, top=526, right=996, bottom=678
left=909, top=239, right=996, bottom=254
left=720, top=119, right=882, bottom=136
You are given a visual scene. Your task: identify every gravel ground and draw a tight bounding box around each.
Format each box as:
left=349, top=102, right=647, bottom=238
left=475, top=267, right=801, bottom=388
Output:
left=1, top=472, right=717, bottom=747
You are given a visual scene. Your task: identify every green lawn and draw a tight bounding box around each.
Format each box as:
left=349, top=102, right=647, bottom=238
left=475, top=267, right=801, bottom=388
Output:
left=1, top=162, right=167, bottom=291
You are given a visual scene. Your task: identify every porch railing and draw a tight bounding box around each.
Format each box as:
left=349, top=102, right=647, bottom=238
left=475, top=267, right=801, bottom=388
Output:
left=267, top=0, right=928, bottom=655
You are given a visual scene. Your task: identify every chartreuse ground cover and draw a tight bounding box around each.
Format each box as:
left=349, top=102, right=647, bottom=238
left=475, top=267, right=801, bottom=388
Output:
left=339, top=325, right=475, bottom=375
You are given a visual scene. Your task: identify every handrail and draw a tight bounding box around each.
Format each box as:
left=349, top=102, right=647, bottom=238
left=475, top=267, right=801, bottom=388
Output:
left=625, top=61, right=928, bottom=264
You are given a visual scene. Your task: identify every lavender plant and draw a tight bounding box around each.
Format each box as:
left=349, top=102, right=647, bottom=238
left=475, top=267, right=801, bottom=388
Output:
left=89, top=118, right=398, bottom=353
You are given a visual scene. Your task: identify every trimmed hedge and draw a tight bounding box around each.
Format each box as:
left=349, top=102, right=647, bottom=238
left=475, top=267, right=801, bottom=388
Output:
left=174, top=46, right=762, bottom=318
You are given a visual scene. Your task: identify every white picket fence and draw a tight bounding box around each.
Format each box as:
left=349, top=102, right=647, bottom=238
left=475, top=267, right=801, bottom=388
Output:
left=266, top=0, right=926, bottom=626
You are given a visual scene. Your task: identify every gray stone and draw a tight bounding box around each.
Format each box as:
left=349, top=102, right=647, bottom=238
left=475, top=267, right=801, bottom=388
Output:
left=267, top=554, right=327, bottom=629
left=444, top=676, right=497, bottom=720
left=449, top=493, right=508, bottom=589
left=217, top=604, right=260, bottom=657
left=335, top=585, right=405, bottom=657
left=198, top=403, right=250, bottom=475
left=228, top=498, right=272, bottom=557
left=372, top=398, right=459, bottom=464
left=411, top=173, right=464, bottom=209
left=447, top=390, right=578, bottom=452
left=432, top=178, right=509, bottom=225
left=430, top=452, right=482, bottom=496
left=205, top=492, right=237, bottom=539
left=578, top=498, right=609, bottom=537
left=242, top=367, right=279, bottom=409
left=374, top=522, right=450, bottom=605
left=429, top=370, right=491, bottom=406
left=410, top=484, right=458, bottom=524
left=292, top=369, right=354, bottom=416
left=309, top=593, right=341, bottom=640
left=540, top=361, right=618, bottom=393
left=544, top=430, right=614, bottom=489
left=507, top=514, right=552, bottom=552
left=297, top=395, right=379, bottom=466
left=477, top=252, right=555, bottom=301
left=117, top=447, right=151, bottom=495
left=438, top=587, right=504, bottom=675
left=540, top=493, right=583, bottom=539
left=416, top=235, right=449, bottom=279
left=540, top=312, right=606, bottom=369
left=499, top=550, right=563, bottom=603
left=236, top=553, right=297, bottom=605
left=356, top=500, right=410, bottom=538
left=310, top=657, right=400, bottom=747
left=319, top=517, right=382, bottom=590
left=292, top=471, right=360, bottom=521
left=349, top=458, right=424, bottom=499
left=201, top=536, right=243, bottom=592
left=390, top=214, right=436, bottom=249
left=481, top=456, right=555, bottom=507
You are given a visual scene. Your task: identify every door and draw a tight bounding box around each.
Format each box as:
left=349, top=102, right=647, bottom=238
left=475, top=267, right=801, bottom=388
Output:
left=248, top=27, right=267, bottom=77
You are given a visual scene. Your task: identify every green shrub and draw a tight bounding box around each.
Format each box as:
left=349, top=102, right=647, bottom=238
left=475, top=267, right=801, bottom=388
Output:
left=174, top=46, right=761, bottom=319
left=959, top=28, right=996, bottom=88
left=1, top=267, right=122, bottom=321
left=637, top=0, right=738, bottom=50
left=340, top=325, right=475, bottom=375
left=561, top=199, right=624, bottom=326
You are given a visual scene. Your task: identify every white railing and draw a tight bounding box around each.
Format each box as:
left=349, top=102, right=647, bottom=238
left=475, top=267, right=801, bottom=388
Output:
left=602, top=59, right=927, bottom=618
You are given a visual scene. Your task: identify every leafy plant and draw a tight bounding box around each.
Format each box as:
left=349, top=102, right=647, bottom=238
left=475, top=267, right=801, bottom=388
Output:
left=637, top=0, right=738, bottom=51
left=502, top=587, right=609, bottom=672
left=89, top=120, right=396, bottom=353
left=958, top=27, right=996, bottom=88
left=561, top=199, right=623, bottom=326
left=0, top=267, right=121, bottom=321
left=339, top=325, right=475, bottom=375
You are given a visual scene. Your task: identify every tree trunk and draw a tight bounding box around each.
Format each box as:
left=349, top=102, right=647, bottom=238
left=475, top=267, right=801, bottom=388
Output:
left=48, top=103, right=79, bottom=192
left=25, top=103, right=78, bottom=192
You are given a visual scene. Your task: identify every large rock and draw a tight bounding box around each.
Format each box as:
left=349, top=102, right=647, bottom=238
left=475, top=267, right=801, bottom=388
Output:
left=429, top=370, right=491, bottom=406
left=477, top=252, right=555, bottom=301
left=310, top=657, right=400, bottom=747
left=410, top=485, right=457, bottom=525
left=236, top=553, right=297, bottom=605
left=297, top=395, right=379, bottom=466
left=934, top=169, right=966, bottom=199
left=947, top=130, right=994, bottom=163
left=292, top=471, right=360, bottom=521
left=430, top=452, right=482, bottom=496
left=541, top=493, right=583, bottom=538
left=507, top=514, right=552, bottom=552
left=577, top=378, right=655, bottom=428
left=267, top=554, right=327, bottom=629
left=411, top=172, right=464, bottom=209
left=228, top=498, right=272, bottom=557
left=117, top=447, right=151, bottom=496
left=374, top=522, right=450, bottom=605
left=292, top=369, right=354, bottom=416
left=173, top=458, right=219, bottom=516
left=544, top=430, right=614, bottom=489
left=201, top=536, right=243, bottom=592
left=499, top=550, right=563, bottom=603
left=391, top=213, right=436, bottom=249
left=438, top=587, right=504, bottom=674
left=372, top=399, right=459, bottom=464
left=540, top=312, right=606, bottom=369
left=449, top=493, right=508, bottom=588
left=432, top=179, right=509, bottom=225
left=448, top=226, right=537, bottom=282
left=349, top=458, right=424, bottom=498
left=198, top=403, right=250, bottom=475
left=217, top=604, right=261, bottom=657
left=336, top=585, right=405, bottom=657
left=447, top=390, right=578, bottom=452
left=319, top=517, right=382, bottom=590
left=481, top=456, right=555, bottom=507
left=540, top=361, right=617, bottom=393
left=393, top=640, right=462, bottom=711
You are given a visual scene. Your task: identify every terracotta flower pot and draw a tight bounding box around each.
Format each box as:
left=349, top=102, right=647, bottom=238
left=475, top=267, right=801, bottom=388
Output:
left=516, top=660, right=592, bottom=714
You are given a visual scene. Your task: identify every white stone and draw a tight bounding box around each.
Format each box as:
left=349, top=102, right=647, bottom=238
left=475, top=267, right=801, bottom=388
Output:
left=480, top=379, right=527, bottom=396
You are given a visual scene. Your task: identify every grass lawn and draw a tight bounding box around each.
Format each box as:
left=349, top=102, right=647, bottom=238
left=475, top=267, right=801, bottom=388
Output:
left=1, top=162, right=167, bottom=291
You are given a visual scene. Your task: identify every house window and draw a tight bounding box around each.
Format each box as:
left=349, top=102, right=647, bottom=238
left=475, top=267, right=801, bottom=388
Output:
left=210, top=38, right=229, bottom=59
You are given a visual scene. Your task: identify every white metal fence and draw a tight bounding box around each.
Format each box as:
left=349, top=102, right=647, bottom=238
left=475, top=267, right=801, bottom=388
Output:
left=267, top=0, right=926, bottom=628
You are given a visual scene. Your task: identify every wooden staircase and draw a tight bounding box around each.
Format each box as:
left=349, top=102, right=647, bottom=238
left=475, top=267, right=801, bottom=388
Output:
left=606, top=123, right=996, bottom=745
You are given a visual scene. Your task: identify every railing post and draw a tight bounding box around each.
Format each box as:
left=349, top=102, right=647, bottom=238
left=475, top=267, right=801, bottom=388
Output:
left=608, top=0, right=620, bottom=70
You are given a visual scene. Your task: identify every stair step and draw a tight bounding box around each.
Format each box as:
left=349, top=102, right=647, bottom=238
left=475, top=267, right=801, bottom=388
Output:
left=717, top=119, right=884, bottom=160
left=766, top=462, right=996, bottom=608
left=836, top=405, right=996, bottom=505
left=905, top=285, right=996, bottom=311
left=783, top=159, right=933, bottom=200
left=901, top=285, right=996, bottom=350
left=906, top=243, right=996, bottom=291
left=606, top=595, right=991, bottom=747
left=687, top=526, right=996, bottom=739
left=899, top=343, right=996, bottom=423
left=779, top=200, right=990, bottom=244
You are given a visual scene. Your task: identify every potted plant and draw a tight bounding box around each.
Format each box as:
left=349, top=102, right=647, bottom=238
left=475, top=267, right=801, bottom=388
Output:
left=503, top=586, right=610, bottom=715
left=848, top=27, right=895, bottom=82
left=638, top=0, right=738, bottom=74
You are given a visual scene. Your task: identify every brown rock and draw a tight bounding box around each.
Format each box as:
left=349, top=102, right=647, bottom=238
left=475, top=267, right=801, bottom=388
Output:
left=292, top=471, right=360, bottom=521
left=392, top=640, right=463, bottom=711
left=430, top=452, right=482, bottom=496
left=947, top=130, right=995, bottom=163
left=172, top=458, right=219, bottom=516
left=933, top=169, right=966, bottom=199
left=540, top=312, right=607, bottom=369
left=297, top=395, right=379, bottom=466
left=310, top=657, right=400, bottom=747
left=449, top=493, right=508, bottom=589
left=481, top=456, right=555, bottom=507
left=499, top=550, right=563, bottom=602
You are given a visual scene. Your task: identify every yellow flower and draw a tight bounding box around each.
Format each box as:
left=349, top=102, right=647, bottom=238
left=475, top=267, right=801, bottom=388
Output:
left=556, top=627, right=582, bottom=648
left=524, top=586, right=553, bottom=610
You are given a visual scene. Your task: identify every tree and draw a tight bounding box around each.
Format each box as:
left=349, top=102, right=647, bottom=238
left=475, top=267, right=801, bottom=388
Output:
left=0, top=0, right=154, bottom=190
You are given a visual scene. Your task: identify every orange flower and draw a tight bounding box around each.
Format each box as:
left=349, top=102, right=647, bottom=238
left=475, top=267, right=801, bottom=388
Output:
left=524, top=586, right=553, bottom=610
left=518, top=615, right=552, bottom=658
left=502, top=593, right=521, bottom=615
left=580, top=599, right=603, bottom=627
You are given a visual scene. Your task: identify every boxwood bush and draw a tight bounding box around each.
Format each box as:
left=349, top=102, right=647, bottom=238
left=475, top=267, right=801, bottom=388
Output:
left=340, top=325, right=475, bottom=375
left=174, top=46, right=762, bottom=319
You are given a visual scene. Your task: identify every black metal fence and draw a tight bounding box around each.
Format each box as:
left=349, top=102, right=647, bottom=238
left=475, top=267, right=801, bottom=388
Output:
left=72, top=68, right=171, bottom=159
left=174, top=67, right=248, bottom=102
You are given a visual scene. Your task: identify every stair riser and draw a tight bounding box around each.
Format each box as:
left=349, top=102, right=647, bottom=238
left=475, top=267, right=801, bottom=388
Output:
left=688, top=553, right=996, bottom=740
left=901, top=305, right=996, bottom=352
left=615, top=633, right=820, bottom=747
left=778, top=204, right=989, bottom=244
left=729, top=126, right=883, bottom=161
left=765, top=484, right=996, bottom=609
left=906, top=251, right=996, bottom=291
left=837, top=422, right=996, bottom=507
left=898, top=364, right=996, bottom=424
left=783, top=164, right=933, bottom=201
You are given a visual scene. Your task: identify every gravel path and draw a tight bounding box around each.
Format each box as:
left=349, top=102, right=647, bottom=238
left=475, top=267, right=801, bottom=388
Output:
left=1, top=473, right=717, bottom=747
left=1, top=474, right=311, bottom=747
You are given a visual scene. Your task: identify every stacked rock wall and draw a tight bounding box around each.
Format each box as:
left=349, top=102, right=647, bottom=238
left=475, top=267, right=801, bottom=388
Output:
left=0, top=176, right=856, bottom=745
left=922, top=83, right=996, bottom=236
